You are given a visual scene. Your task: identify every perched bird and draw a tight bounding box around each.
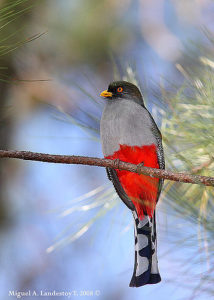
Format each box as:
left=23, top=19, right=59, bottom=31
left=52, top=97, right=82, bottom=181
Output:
left=100, top=81, right=165, bottom=287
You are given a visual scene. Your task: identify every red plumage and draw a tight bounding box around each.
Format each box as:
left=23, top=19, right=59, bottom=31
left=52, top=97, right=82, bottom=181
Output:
left=105, top=144, right=160, bottom=219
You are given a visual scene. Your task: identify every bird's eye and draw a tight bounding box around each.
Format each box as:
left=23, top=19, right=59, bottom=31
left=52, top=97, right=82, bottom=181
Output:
left=117, top=87, right=123, bottom=93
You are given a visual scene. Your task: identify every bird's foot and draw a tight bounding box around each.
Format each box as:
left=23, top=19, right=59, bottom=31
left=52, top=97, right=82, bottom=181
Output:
left=137, top=162, right=144, bottom=174
left=113, top=158, right=120, bottom=169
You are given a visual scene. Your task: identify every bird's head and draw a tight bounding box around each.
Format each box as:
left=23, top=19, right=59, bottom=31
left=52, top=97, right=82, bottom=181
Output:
left=100, top=81, right=144, bottom=106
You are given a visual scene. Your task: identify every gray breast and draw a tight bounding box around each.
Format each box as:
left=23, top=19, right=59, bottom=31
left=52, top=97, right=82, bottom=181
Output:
left=100, top=99, right=157, bottom=157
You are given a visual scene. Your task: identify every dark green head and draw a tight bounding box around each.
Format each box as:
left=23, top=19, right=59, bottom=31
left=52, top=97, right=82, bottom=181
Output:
left=100, top=81, right=144, bottom=105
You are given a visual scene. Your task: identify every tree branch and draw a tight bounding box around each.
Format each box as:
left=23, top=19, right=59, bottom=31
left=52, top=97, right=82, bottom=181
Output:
left=0, top=150, right=214, bottom=187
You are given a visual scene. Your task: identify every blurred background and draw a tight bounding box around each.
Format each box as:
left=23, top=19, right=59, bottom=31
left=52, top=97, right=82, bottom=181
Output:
left=0, top=0, right=214, bottom=299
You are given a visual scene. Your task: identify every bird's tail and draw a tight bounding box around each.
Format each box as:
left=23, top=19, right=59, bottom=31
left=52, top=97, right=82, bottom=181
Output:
left=129, top=210, right=161, bottom=287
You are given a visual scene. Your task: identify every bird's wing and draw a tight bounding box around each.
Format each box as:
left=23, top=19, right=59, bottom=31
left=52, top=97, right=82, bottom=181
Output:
left=147, top=111, right=165, bottom=202
left=106, top=167, right=135, bottom=210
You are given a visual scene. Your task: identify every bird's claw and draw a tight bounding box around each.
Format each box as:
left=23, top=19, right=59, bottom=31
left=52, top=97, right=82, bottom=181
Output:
left=137, top=162, right=144, bottom=174
left=113, top=158, right=120, bottom=169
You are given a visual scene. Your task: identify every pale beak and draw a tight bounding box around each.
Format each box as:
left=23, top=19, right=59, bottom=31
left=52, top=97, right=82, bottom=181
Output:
left=100, top=90, right=113, bottom=98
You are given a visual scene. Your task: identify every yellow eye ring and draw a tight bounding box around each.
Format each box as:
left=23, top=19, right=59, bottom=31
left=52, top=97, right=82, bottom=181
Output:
left=117, top=87, right=123, bottom=93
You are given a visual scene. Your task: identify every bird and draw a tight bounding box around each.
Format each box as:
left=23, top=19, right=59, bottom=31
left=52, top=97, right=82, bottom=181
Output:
left=100, top=81, right=165, bottom=287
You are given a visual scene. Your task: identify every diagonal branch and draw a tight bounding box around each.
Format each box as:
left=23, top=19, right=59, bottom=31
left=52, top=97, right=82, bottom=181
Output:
left=0, top=149, right=214, bottom=187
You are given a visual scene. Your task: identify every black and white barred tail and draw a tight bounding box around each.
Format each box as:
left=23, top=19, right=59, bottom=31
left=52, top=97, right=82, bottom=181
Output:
left=129, top=210, right=161, bottom=287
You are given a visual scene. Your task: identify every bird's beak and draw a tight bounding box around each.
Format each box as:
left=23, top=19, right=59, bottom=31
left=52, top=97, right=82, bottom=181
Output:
left=100, top=90, right=113, bottom=98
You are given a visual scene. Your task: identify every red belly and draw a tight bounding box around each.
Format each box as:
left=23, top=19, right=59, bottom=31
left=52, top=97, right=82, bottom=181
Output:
left=105, top=144, right=160, bottom=219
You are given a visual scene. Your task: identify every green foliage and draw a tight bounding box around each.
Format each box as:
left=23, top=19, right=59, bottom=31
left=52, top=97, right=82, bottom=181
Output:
left=0, top=0, right=42, bottom=83
left=161, top=61, right=214, bottom=230
left=45, top=1, right=134, bottom=65
left=160, top=60, right=214, bottom=296
left=0, top=0, right=33, bottom=53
